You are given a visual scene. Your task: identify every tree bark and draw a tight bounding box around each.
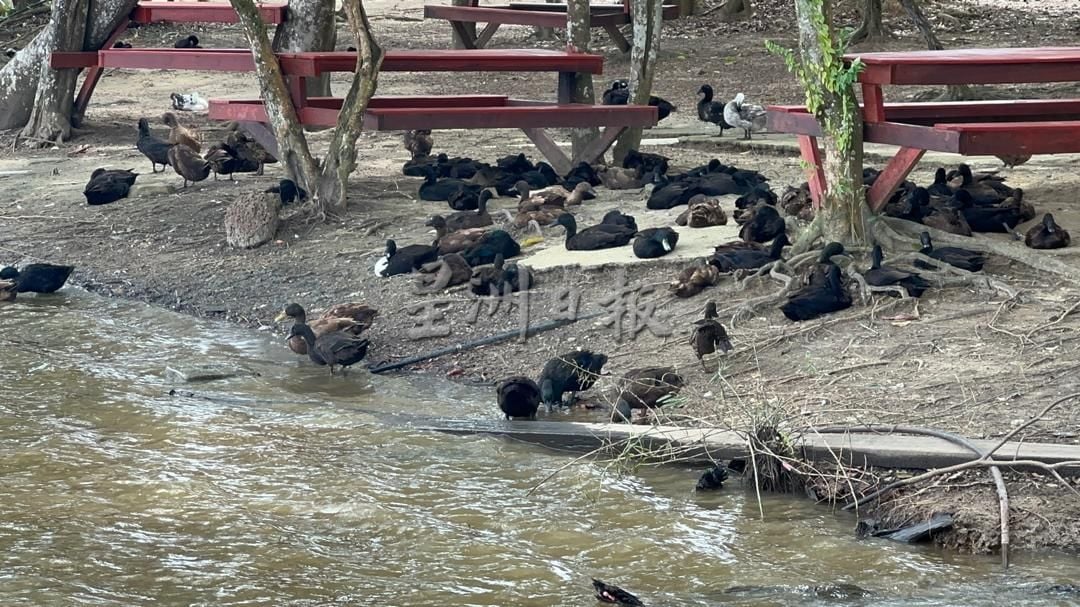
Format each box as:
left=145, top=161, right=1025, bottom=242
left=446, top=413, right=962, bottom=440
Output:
left=229, top=0, right=321, bottom=193
left=795, top=0, right=867, bottom=244
left=714, top=0, right=752, bottom=21
left=0, top=0, right=137, bottom=133
left=273, top=0, right=336, bottom=97
left=450, top=0, right=477, bottom=48
left=19, top=0, right=90, bottom=144
left=314, top=0, right=383, bottom=215
left=566, top=0, right=598, bottom=160
left=898, top=0, right=971, bottom=100
left=849, top=0, right=883, bottom=44
left=611, top=0, right=662, bottom=163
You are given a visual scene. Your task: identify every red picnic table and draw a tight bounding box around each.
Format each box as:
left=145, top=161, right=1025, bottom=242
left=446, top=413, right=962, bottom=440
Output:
left=766, top=47, right=1080, bottom=211
left=53, top=47, right=656, bottom=173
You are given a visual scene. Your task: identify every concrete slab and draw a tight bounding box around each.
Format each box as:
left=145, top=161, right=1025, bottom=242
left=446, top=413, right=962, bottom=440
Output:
left=411, top=418, right=1080, bottom=472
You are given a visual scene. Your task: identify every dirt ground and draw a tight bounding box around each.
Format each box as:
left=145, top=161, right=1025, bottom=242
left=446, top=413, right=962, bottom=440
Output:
left=1, top=0, right=1079, bottom=552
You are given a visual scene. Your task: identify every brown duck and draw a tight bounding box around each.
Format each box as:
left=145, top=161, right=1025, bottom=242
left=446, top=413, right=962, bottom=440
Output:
left=162, top=112, right=200, bottom=152
left=167, top=144, right=211, bottom=187
left=276, top=302, right=378, bottom=356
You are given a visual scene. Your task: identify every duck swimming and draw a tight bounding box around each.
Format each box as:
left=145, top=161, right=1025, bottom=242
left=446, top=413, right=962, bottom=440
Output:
left=0, top=263, right=74, bottom=293
left=552, top=213, right=636, bottom=251
left=592, top=578, right=644, bottom=607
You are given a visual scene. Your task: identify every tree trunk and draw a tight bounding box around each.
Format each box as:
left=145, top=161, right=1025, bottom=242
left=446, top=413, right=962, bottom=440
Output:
left=898, top=0, right=971, bottom=100
left=566, top=0, right=598, bottom=160
left=794, top=0, right=868, bottom=244
left=534, top=0, right=558, bottom=41
left=0, top=0, right=137, bottom=133
left=611, top=0, right=662, bottom=163
left=273, top=0, right=336, bottom=97
left=714, top=0, right=752, bottom=21
left=229, top=0, right=321, bottom=193
left=450, top=0, right=477, bottom=48
left=19, top=0, right=90, bottom=144
left=314, top=0, right=383, bottom=215
left=848, top=0, right=883, bottom=44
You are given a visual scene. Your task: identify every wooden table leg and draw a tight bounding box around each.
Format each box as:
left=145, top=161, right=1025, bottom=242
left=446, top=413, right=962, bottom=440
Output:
left=72, top=20, right=131, bottom=124
left=861, top=83, right=885, bottom=123
left=557, top=71, right=576, bottom=104
left=603, top=24, right=631, bottom=53
left=474, top=22, right=501, bottom=48
left=238, top=121, right=280, bottom=159
left=449, top=20, right=479, bottom=49
left=571, top=126, right=625, bottom=166
left=797, top=135, right=827, bottom=209
left=522, top=127, right=572, bottom=175
left=867, top=146, right=926, bottom=212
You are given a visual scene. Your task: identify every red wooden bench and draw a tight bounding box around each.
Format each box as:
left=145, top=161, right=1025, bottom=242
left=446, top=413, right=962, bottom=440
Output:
left=68, top=1, right=286, bottom=120
left=51, top=48, right=655, bottom=173
left=765, top=47, right=1080, bottom=211
left=423, top=0, right=681, bottom=52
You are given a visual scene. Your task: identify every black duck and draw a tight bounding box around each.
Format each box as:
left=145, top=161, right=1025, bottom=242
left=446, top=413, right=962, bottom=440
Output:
left=552, top=213, right=636, bottom=251
left=204, top=142, right=247, bottom=180
left=538, top=350, right=609, bottom=410
left=173, top=34, right=201, bottom=49
left=136, top=117, right=172, bottom=173
left=496, top=152, right=534, bottom=175
left=632, top=227, right=679, bottom=259
left=419, top=166, right=479, bottom=202
left=690, top=301, right=733, bottom=369
left=0, top=263, right=74, bottom=293
left=461, top=229, right=520, bottom=266
left=83, top=168, right=137, bottom=205
left=374, top=239, right=439, bottom=277
left=593, top=578, right=644, bottom=607
left=287, top=322, right=369, bottom=375
left=696, top=463, right=730, bottom=491
left=601, top=78, right=676, bottom=121
left=266, top=179, right=308, bottom=205
left=496, top=376, right=541, bottom=420
left=696, top=84, right=730, bottom=135
left=469, top=254, right=506, bottom=296
left=865, top=245, right=930, bottom=297
left=915, top=231, right=985, bottom=272
left=738, top=204, right=786, bottom=243
left=780, top=262, right=852, bottom=322
left=601, top=209, right=638, bottom=232
left=710, top=233, right=789, bottom=273
left=613, top=367, right=685, bottom=423
left=623, top=148, right=669, bottom=177
left=445, top=190, right=494, bottom=230
left=224, top=122, right=277, bottom=175
left=1025, top=213, right=1071, bottom=250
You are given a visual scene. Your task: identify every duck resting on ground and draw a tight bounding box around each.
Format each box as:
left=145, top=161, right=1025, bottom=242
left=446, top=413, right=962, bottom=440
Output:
left=780, top=253, right=852, bottom=321
left=496, top=376, right=541, bottom=420
left=914, top=231, right=985, bottom=272
left=690, top=301, right=733, bottom=370
left=738, top=204, right=786, bottom=243
left=864, top=245, right=930, bottom=298
left=173, top=34, right=200, bottom=49
left=427, top=215, right=489, bottom=255
left=83, top=168, right=138, bottom=205
left=1025, top=213, right=1071, bottom=250
left=286, top=322, right=369, bottom=375
left=444, top=190, right=494, bottom=231
left=552, top=213, right=636, bottom=251
left=676, top=195, right=727, bottom=227
left=415, top=253, right=472, bottom=293
left=632, top=227, right=679, bottom=259
left=374, top=239, right=439, bottom=277
left=670, top=260, right=722, bottom=298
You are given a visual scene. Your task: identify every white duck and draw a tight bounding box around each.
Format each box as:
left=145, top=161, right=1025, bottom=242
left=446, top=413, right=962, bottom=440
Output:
left=723, top=93, right=767, bottom=140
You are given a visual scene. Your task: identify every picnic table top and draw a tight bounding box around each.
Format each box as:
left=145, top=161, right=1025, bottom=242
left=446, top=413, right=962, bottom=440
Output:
left=846, top=46, right=1080, bottom=86
left=132, top=0, right=287, bottom=24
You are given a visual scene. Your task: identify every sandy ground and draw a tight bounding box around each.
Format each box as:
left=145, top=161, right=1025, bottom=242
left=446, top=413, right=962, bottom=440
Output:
left=1, top=0, right=1080, bottom=551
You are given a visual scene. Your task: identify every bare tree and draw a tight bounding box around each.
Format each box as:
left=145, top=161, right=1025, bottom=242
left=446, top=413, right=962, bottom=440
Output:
left=230, top=0, right=383, bottom=215
left=711, top=0, right=752, bottom=20
left=611, top=0, right=662, bottom=162
left=273, top=0, right=337, bottom=97
left=898, top=0, right=971, bottom=100
left=0, top=0, right=137, bottom=139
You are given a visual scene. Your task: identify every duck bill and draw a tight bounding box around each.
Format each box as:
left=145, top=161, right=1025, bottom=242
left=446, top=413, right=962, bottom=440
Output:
left=274, top=312, right=288, bottom=322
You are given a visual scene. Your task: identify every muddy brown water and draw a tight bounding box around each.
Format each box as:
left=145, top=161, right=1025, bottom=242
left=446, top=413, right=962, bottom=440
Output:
left=2, top=290, right=1079, bottom=606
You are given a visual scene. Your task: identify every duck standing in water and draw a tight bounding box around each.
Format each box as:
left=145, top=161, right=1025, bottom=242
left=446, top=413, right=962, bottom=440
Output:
left=496, top=376, right=541, bottom=420
left=286, top=322, right=370, bottom=375
left=538, top=350, right=609, bottom=411
left=612, top=367, right=684, bottom=423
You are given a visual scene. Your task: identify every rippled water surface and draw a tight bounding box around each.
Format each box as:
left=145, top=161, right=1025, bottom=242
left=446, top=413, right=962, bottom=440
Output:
left=2, top=291, right=1079, bottom=606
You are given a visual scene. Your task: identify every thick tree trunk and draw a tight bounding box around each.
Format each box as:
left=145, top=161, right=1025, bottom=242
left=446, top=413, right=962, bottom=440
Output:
left=229, top=0, right=321, bottom=193
left=611, top=0, right=662, bottom=163
left=849, top=0, right=883, bottom=44
left=273, top=0, right=336, bottom=97
left=0, top=0, right=137, bottom=133
left=566, top=0, right=598, bottom=160
left=314, top=0, right=383, bottom=215
left=795, top=0, right=868, bottom=244
left=19, top=0, right=90, bottom=144
left=450, top=0, right=477, bottom=48
left=898, top=0, right=971, bottom=100
left=714, top=0, right=752, bottom=21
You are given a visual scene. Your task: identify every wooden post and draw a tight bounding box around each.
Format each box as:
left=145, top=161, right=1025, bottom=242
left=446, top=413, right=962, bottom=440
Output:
left=611, top=0, right=662, bottom=163
left=566, top=0, right=598, bottom=161
left=450, top=0, right=477, bottom=48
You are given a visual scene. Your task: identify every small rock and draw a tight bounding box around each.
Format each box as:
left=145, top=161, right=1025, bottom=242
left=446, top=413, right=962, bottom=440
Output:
left=165, top=363, right=255, bottom=383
